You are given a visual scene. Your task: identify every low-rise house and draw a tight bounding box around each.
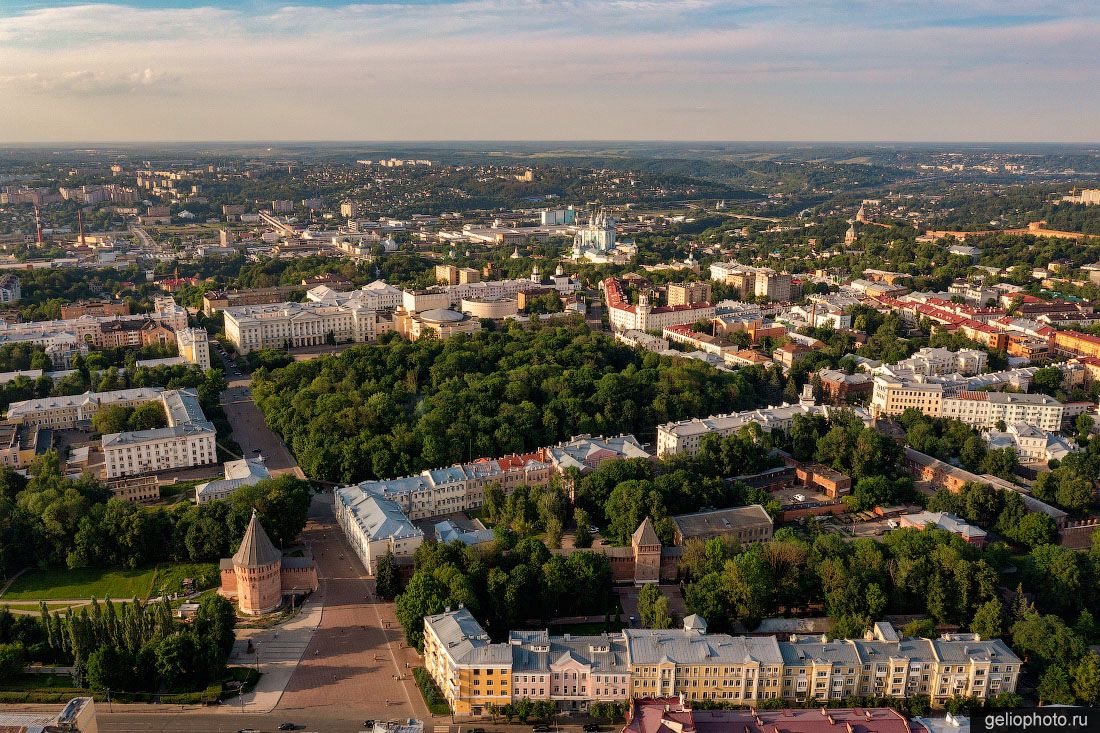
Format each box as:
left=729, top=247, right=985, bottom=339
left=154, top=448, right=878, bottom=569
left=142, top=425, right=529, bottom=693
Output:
left=898, top=511, right=988, bottom=547
left=195, top=457, right=270, bottom=503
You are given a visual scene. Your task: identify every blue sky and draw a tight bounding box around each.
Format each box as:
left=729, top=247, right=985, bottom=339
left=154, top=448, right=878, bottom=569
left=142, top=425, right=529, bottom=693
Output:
left=0, top=1, right=1097, bottom=142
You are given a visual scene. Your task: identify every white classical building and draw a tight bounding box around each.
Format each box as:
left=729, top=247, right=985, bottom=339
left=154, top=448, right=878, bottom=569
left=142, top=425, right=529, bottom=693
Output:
left=333, top=489, right=424, bottom=574
left=102, top=389, right=216, bottom=479
left=223, top=301, right=394, bottom=354
left=306, top=279, right=403, bottom=310
left=983, top=423, right=1078, bottom=464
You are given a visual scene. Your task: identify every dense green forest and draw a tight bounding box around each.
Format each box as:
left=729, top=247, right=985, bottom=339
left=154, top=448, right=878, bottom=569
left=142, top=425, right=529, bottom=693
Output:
left=252, top=322, right=788, bottom=482
left=393, top=538, right=614, bottom=649
left=0, top=455, right=311, bottom=578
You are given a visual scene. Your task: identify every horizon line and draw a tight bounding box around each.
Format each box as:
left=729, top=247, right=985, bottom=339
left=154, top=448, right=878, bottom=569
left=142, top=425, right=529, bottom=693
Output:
left=3, top=139, right=1100, bottom=148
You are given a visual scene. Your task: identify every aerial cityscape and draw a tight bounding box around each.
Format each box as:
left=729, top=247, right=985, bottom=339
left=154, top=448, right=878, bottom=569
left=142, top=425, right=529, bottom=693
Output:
left=1, top=2, right=1099, bottom=733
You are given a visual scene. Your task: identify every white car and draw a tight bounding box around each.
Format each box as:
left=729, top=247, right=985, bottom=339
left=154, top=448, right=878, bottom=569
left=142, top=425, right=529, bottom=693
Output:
left=792, top=494, right=805, bottom=502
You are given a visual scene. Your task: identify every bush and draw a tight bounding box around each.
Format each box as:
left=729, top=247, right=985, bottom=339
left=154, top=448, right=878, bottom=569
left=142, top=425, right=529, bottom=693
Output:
left=413, top=667, right=450, bottom=715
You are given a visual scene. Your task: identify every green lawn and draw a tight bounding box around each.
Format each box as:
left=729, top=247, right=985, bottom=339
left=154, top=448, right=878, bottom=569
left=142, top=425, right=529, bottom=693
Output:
left=151, top=563, right=220, bottom=597
left=1, top=562, right=223, bottom=602
left=2, top=567, right=157, bottom=601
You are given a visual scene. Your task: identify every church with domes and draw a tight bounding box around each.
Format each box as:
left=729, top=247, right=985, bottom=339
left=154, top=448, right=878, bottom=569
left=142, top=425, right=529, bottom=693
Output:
left=219, top=511, right=318, bottom=615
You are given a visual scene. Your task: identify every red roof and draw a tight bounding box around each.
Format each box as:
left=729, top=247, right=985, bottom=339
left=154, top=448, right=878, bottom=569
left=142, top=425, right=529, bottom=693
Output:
left=622, top=698, right=918, bottom=733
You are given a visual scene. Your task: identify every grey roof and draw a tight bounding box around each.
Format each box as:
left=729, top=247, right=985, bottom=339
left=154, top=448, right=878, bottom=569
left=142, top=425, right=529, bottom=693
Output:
left=511, top=632, right=629, bottom=674
left=196, top=458, right=270, bottom=500
left=232, top=510, right=282, bottom=568
left=419, top=308, right=466, bottom=323
left=336, top=488, right=423, bottom=543
left=623, top=628, right=784, bottom=666
left=101, top=420, right=215, bottom=446
left=6, top=386, right=162, bottom=418
left=425, top=608, right=512, bottom=666
left=671, top=505, right=773, bottom=538
left=162, top=388, right=205, bottom=426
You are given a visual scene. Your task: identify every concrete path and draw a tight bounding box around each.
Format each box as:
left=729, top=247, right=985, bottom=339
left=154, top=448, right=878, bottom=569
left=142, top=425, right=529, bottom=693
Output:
left=217, top=594, right=324, bottom=714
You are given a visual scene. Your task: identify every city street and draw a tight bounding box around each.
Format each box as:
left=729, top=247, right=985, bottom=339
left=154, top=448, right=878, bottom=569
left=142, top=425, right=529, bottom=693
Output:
left=221, top=381, right=300, bottom=474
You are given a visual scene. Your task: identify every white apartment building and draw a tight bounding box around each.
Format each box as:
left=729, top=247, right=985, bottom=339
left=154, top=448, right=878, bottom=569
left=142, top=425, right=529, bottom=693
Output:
left=176, top=327, right=211, bottom=370
left=5, top=387, right=163, bottom=428
left=223, top=301, right=394, bottom=354
left=0, top=275, right=21, bottom=302
left=102, top=389, right=216, bottom=479
left=333, top=489, right=424, bottom=574
left=890, top=347, right=988, bottom=377
left=870, top=376, right=944, bottom=418
left=941, top=391, right=1064, bottom=432
left=656, top=392, right=872, bottom=457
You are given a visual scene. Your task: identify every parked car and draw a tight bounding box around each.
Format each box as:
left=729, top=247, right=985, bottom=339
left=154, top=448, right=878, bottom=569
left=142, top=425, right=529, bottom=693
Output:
left=532, top=725, right=551, bottom=732
left=584, top=725, right=601, bottom=732
left=279, top=724, right=299, bottom=731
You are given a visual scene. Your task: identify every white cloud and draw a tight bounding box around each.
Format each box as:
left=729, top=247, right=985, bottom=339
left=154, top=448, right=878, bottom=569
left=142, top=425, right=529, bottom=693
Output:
left=0, top=1, right=1096, bottom=141
left=0, top=67, right=177, bottom=95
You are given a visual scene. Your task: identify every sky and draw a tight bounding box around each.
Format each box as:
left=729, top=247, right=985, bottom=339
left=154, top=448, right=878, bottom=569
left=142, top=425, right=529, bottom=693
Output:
left=0, top=0, right=1098, bottom=143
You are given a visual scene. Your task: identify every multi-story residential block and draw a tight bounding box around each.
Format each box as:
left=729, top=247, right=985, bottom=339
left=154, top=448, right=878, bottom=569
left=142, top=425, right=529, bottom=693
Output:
left=940, top=391, right=1063, bottom=432
left=334, top=490, right=424, bottom=574
left=0, top=422, right=49, bottom=468
left=223, top=301, right=394, bottom=354
left=5, top=387, right=163, bottom=428
left=423, top=608, right=516, bottom=716
left=0, top=298, right=186, bottom=351
left=0, top=274, right=21, bottom=303
left=893, top=347, right=988, bottom=377
left=656, top=390, right=870, bottom=457
left=666, top=282, right=711, bottom=306
left=1053, top=330, right=1100, bottom=359
left=102, top=389, right=216, bottom=479
left=423, top=613, right=1020, bottom=716
left=870, top=375, right=944, bottom=418
left=176, top=327, right=211, bottom=370
left=604, top=278, right=716, bottom=333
